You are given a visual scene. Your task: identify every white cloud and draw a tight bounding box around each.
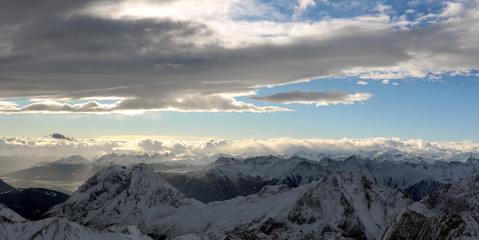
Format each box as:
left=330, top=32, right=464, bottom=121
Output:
left=375, top=3, right=392, bottom=14
left=382, top=79, right=390, bottom=84
left=249, top=90, right=372, bottom=106
left=0, top=101, right=17, bottom=107
left=297, top=0, right=316, bottom=11
left=0, top=96, right=290, bottom=114
left=0, top=136, right=478, bottom=162
left=294, top=0, right=317, bottom=19
left=357, top=80, right=368, bottom=85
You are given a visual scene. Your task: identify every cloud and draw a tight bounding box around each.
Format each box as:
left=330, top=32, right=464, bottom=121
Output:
left=0, top=101, right=118, bottom=114
left=50, top=133, right=73, bottom=141
left=0, top=96, right=289, bottom=113
left=249, top=90, right=372, bottom=106
left=0, top=0, right=478, bottom=113
left=297, top=0, right=316, bottom=11
left=294, top=0, right=316, bottom=18
left=0, top=136, right=478, bottom=162
left=0, top=101, right=17, bottom=107
left=0, top=136, right=128, bottom=160
left=357, top=80, right=368, bottom=85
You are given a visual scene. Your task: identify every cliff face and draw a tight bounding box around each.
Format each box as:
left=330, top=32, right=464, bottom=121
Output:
left=383, top=175, right=479, bottom=240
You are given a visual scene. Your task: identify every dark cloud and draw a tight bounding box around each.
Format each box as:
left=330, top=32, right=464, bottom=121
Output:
left=50, top=133, right=72, bottom=141
left=0, top=0, right=93, bottom=23
left=0, top=0, right=477, bottom=113
left=0, top=24, right=407, bottom=98
left=13, top=17, right=209, bottom=56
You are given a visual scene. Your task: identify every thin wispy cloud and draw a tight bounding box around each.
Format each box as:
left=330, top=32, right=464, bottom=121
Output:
left=249, top=91, right=372, bottom=106
left=0, top=96, right=289, bottom=114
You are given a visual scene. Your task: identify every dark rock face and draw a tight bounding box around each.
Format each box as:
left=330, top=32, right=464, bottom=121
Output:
left=0, top=188, right=69, bottom=220
left=161, top=172, right=276, bottom=203
left=260, top=218, right=286, bottom=235
left=383, top=175, right=479, bottom=240
left=161, top=156, right=329, bottom=203
left=404, top=179, right=445, bottom=201
left=383, top=211, right=466, bottom=240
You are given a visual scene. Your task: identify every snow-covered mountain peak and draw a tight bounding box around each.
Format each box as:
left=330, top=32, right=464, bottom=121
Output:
left=51, top=164, right=198, bottom=231
left=284, top=171, right=412, bottom=239
left=53, top=155, right=91, bottom=165
left=70, top=163, right=189, bottom=204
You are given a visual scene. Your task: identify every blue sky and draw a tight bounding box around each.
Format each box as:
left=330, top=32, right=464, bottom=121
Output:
left=0, top=0, right=478, bottom=143
left=2, top=72, right=477, bottom=142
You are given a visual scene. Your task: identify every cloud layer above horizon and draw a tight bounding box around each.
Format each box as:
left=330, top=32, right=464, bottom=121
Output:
left=1, top=136, right=478, bottom=162
left=1, top=0, right=478, bottom=114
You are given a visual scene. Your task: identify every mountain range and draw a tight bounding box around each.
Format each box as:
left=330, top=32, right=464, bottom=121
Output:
left=3, top=152, right=479, bottom=202
left=48, top=163, right=479, bottom=239
left=2, top=151, right=479, bottom=239
left=0, top=154, right=194, bottom=194
left=50, top=164, right=412, bottom=239
left=162, top=154, right=479, bottom=203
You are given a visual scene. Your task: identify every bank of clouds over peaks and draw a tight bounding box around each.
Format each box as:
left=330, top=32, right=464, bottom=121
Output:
left=0, top=136, right=477, bottom=162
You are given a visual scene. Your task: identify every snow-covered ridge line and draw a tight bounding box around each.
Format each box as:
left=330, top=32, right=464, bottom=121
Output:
left=282, top=149, right=479, bottom=162
left=161, top=153, right=479, bottom=203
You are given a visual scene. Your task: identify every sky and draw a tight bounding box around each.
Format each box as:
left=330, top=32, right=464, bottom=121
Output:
left=0, top=0, right=478, bottom=146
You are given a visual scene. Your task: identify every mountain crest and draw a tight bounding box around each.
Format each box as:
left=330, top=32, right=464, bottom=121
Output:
left=50, top=164, right=196, bottom=230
